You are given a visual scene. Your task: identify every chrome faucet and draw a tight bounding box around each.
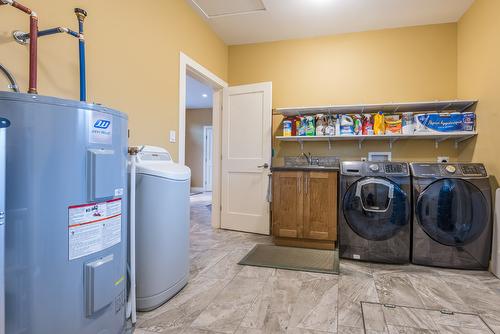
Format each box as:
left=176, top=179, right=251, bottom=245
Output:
left=300, top=152, right=313, bottom=165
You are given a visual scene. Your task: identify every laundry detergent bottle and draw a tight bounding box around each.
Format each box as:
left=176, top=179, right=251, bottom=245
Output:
left=340, top=115, right=354, bottom=135
left=374, top=112, right=385, bottom=135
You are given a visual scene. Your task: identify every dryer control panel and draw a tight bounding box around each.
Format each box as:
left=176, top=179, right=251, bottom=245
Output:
left=410, top=163, right=487, bottom=178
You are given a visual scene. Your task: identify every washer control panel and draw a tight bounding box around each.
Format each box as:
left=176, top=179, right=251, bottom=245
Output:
left=385, top=163, right=406, bottom=174
left=341, top=161, right=409, bottom=176
left=411, top=163, right=487, bottom=178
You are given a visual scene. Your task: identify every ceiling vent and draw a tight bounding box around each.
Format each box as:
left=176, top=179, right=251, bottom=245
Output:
left=190, top=0, right=266, bottom=18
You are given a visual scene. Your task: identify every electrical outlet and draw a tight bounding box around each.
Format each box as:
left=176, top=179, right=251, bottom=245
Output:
left=169, top=130, right=176, bottom=143
left=437, top=156, right=449, bottom=163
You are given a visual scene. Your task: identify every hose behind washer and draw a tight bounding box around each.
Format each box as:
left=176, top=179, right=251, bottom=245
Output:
left=0, top=63, right=20, bottom=92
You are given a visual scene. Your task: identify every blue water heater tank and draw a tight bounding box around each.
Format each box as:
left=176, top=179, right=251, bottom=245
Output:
left=0, top=91, right=128, bottom=334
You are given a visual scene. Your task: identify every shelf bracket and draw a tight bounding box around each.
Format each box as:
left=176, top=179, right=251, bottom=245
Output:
left=299, top=140, right=304, bottom=151
left=389, top=138, right=398, bottom=149
left=358, top=138, right=365, bottom=150
left=440, top=103, right=452, bottom=111
left=328, top=137, right=332, bottom=151
left=435, top=136, right=450, bottom=149
left=454, top=135, right=474, bottom=149
left=460, top=101, right=476, bottom=112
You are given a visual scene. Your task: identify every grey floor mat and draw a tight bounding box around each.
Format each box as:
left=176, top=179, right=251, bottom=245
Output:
left=238, top=244, right=339, bottom=274
left=361, top=302, right=494, bottom=333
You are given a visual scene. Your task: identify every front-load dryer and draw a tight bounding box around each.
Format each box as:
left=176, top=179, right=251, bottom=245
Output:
left=411, top=163, right=492, bottom=269
left=340, top=161, right=411, bottom=264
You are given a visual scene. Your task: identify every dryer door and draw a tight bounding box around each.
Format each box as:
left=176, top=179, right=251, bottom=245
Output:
left=343, top=177, right=410, bottom=241
left=416, top=178, right=489, bottom=246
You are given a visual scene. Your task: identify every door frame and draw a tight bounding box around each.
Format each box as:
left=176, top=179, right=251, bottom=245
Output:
left=203, top=125, right=213, bottom=192
left=179, top=52, right=227, bottom=228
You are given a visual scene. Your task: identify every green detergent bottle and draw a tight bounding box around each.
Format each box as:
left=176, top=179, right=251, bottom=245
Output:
left=305, top=116, right=316, bottom=136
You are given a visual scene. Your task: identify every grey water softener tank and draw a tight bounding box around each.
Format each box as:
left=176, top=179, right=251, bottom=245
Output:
left=0, top=91, right=128, bottom=334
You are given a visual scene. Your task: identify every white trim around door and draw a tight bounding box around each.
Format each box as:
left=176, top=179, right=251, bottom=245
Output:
left=179, top=52, right=227, bottom=229
left=203, top=125, right=213, bottom=192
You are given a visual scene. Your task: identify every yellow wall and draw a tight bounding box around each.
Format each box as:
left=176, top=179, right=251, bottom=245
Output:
left=0, top=0, right=228, bottom=160
left=229, top=24, right=460, bottom=164
left=458, top=0, right=500, bottom=185
left=2, top=1, right=495, bottom=176
left=186, top=108, right=212, bottom=188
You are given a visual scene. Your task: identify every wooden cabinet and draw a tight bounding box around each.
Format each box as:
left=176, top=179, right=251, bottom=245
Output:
left=272, top=170, right=338, bottom=249
left=303, top=172, right=337, bottom=241
left=272, top=171, right=303, bottom=238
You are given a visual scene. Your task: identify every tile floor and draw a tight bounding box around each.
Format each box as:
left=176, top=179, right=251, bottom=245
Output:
left=134, top=193, right=500, bottom=334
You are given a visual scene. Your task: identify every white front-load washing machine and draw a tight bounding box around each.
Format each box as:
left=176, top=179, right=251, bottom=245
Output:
left=133, top=146, right=191, bottom=311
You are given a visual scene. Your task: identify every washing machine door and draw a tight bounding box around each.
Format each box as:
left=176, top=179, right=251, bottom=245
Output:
left=416, top=178, right=489, bottom=246
left=343, top=177, right=410, bottom=241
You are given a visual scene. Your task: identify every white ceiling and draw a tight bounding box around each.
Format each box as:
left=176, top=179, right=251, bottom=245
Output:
left=186, top=75, right=213, bottom=109
left=187, top=0, right=474, bottom=45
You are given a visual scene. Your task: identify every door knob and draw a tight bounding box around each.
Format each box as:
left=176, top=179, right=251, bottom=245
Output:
left=258, top=163, right=269, bottom=169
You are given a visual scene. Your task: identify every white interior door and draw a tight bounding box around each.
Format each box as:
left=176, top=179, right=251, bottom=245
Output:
left=221, top=82, right=272, bottom=235
left=203, top=126, right=213, bottom=192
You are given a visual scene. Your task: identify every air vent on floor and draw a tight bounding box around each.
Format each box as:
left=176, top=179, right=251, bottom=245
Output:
left=190, top=0, right=266, bottom=18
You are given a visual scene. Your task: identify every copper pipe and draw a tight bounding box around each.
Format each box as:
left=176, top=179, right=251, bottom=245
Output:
left=1, top=0, right=38, bottom=94
left=28, top=13, right=38, bottom=94
left=11, top=1, right=31, bottom=14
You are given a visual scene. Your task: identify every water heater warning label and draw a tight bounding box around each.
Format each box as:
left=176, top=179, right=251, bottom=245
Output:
left=68, top=199, right=122, bottom=260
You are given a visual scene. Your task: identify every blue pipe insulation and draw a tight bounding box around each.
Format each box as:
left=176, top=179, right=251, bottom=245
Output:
left=37, top=27, right=62, bottom=37
left=75, top=8, right=87, bottom=102
left=21, top=27, right=79, bottom=39
left=78, top=37, right=86, bottom=102
left=16, top=8, right=87, bottom=101
left=23, top=24, right=85, bottom=101
left=65, top=28, right=79, bottom=38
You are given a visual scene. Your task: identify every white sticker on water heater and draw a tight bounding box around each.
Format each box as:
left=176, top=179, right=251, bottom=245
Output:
left=89, top=111, right=113, bottom=145
left=68, top=198, right=122, bottom=260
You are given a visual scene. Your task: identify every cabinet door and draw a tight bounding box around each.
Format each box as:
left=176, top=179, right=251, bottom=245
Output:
left=303, top=172, right=337, bottom=241
left=272, top=171, right=303, bottom=238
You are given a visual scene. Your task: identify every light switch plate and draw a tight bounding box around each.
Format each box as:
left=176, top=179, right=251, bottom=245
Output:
left=169, top=130, right=176, bottom=143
